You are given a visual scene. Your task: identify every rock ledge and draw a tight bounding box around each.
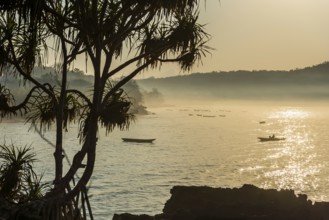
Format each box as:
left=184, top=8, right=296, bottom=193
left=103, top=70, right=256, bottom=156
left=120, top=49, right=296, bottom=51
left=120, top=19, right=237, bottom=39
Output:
left=113, top=184, right=329, bottom=220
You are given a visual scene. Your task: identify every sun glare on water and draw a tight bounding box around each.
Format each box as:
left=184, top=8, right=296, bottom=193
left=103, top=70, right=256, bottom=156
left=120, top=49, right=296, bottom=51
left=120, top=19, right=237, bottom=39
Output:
left=272, top=108, right=310, bottom=119
left=258, top=107, right=324, bottom=199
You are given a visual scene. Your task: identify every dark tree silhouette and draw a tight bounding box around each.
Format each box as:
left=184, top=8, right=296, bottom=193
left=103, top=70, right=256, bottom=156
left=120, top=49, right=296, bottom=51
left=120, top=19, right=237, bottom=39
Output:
left=0, top=0, right=210, bottom=218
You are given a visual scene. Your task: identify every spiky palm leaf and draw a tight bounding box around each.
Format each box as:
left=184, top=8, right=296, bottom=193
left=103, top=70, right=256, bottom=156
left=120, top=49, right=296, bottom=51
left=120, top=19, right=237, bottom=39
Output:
left=0, top=0, right=48, bottom=76
left=26, top=91, right=57, bottom=131
left=78, top=82, right=135, bottom=141
left=100, top=88, right=135, bottom=134
left=20, top=173, right=50, bottom=203
left=63, top=93, right=85, bottom=131
left=0, top=84, right=16, bottom=117
left=0, top=144, right=38, bottom=202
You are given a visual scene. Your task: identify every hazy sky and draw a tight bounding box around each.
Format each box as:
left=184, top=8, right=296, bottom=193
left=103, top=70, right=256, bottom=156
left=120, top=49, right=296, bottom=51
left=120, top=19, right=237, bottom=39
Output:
left=67, top=1, right=329, bottom=78
left=135, top=0, right=329, bottom=78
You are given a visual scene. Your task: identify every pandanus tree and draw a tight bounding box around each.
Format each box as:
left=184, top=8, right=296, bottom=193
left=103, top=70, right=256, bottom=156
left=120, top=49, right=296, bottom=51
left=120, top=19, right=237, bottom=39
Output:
left=0, top=0, right=210, bottom=219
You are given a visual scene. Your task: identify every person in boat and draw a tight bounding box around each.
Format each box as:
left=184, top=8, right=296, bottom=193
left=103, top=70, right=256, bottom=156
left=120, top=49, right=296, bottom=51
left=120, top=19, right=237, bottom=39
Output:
left=268, top=134, right=275, bottom=139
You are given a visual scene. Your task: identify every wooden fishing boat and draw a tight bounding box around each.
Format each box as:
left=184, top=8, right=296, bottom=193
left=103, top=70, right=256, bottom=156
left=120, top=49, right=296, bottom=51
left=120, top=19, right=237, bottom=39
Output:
left=258, top=137, right=285, bottom=142
left=122, top=138, right=156, bottom=143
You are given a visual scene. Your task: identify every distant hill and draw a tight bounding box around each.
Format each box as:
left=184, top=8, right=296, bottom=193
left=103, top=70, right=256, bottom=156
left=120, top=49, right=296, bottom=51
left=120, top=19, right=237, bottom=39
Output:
left=137, top=62, right=329, bottom=100
left=2, top=62, right=329, bottom=103
left=0, top=66, right=157, bottom=113
left=0, top=67, right=94, bottom=102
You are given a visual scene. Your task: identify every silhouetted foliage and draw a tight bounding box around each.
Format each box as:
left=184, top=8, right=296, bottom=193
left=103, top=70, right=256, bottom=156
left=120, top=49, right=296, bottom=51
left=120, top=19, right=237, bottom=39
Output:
left=0, top=144, right=48, bottom=203
left=0, top=1, right=209, bottom=219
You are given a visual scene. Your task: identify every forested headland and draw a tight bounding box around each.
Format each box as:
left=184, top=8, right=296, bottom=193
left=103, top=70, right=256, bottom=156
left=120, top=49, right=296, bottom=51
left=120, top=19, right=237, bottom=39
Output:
left=138, top=62, right=329, bottom=101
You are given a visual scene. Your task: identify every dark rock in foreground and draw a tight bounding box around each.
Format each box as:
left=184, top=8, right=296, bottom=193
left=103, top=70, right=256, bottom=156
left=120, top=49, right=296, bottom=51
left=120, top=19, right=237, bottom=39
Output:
left=113, top=184, right=329, bottom=220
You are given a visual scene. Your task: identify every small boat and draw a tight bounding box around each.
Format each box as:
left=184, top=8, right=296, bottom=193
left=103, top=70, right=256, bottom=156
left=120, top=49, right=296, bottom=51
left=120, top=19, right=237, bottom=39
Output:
left=122, top=138, right=156, bottom=143
left=259, top=121, right=266, bottom=124
left=258, top=137, right=285, bottom=142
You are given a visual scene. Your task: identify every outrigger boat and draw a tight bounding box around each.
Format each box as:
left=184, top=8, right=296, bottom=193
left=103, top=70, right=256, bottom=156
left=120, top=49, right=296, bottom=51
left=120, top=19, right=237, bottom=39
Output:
left=122, top=138, right=156, bottom=143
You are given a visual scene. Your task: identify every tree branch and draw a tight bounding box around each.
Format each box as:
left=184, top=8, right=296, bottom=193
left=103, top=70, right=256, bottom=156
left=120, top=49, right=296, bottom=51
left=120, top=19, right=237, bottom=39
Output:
left=105, top=53, right=147, bottom=81
left=66, top=89, right=92, bottom=107
left=0, top=84, right=50, bottom=116
left=102, top=60, right=152, bottom=109
left=6, top=39, right=56, bottom=101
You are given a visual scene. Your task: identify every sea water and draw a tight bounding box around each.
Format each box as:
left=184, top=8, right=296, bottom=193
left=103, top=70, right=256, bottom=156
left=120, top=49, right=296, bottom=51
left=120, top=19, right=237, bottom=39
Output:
left=1, top=101, right=329, bottom=219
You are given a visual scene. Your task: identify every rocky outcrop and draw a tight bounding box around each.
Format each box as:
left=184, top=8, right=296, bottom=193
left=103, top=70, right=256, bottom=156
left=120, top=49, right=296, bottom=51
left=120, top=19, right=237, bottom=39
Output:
left=113, top=184, right=329, bottom=220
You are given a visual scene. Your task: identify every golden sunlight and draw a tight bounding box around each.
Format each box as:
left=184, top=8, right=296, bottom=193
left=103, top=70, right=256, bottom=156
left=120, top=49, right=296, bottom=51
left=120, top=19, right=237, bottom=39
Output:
left=271, top=108, right=310, bottom=119
left=260, top=107, right=321, bottom=197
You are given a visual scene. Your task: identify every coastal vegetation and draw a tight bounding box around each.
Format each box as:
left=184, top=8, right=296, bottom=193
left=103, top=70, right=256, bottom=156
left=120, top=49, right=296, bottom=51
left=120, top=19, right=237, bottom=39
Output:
left=0, top=0, right=209, bottom=219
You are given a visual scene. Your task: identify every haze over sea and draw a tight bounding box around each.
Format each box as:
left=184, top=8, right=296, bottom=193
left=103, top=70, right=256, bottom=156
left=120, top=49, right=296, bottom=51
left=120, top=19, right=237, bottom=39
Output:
left=2, top=100, right=329, bottom=219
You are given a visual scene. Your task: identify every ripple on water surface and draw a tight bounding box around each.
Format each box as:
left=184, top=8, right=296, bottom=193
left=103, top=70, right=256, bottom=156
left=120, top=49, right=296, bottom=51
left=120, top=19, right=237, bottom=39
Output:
left=2, top=105, right=329, bottom=219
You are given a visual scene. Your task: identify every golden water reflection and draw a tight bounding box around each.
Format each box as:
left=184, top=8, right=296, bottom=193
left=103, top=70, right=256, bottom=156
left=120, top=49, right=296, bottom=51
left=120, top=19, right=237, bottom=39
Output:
left=259, top=107, right=322, bottom=198
left=271, top=108, right=310, bottom=119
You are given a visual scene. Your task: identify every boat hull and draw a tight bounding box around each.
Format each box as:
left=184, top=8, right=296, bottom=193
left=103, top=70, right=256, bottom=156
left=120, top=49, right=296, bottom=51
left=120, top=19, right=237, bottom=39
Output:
left=258, top=137, right=285, bottom=142
left=122, top=138, right=156, bottom=143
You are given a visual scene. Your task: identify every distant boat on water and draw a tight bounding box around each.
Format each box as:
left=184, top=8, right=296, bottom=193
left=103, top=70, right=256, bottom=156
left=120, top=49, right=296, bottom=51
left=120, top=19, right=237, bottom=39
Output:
left=259, top=121, right=266, bottom=124
left=122, top=138, right=156, bottom=143
left=258, top=137, right=285, bottom=142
